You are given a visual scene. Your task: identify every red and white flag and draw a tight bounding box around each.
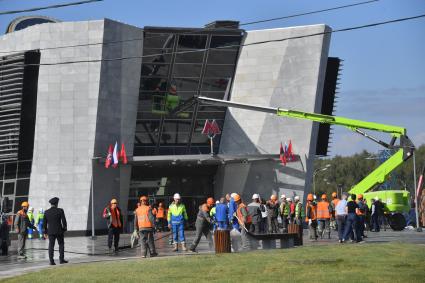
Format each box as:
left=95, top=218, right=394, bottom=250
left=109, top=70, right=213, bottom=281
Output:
left=105, top=145, right=113, bottom=168
left=279, top=142, right=286, bottom=165
left=112, top=142, right=119, bottom=168
left=120, top=143, right=128, bottom=165
left=287, top=140, right=294, bottom=161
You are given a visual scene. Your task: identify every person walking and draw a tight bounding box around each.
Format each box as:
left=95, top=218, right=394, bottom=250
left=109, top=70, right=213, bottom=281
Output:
left=247, top=194, right=263, bottom=234
left=134, top=196, right=157, bottom=258
left=342, top=194, right=363, bottom=243
left=293, top=196, right=304, bottom=225
left=43, top=197, right=68, bottom=265
left=305, top=194, right=318, bottom=241
left=167, top=193, right=188, bottom=252
left=335, top=193, right=348, bottom=243
left=103, top=199, right=123, bottom=254
left=189, top=197, right=215, bottom=252
left=317, top=194, right=332, bottom=239
left=35, top=208, right=45, bottom=240
left=155, top=202, right=167, bottom=232
left=266, top=195, right=279, bottom=233
left=14, top=201, right=36, bottom=259
left=215, top=198, right=229, bottom=230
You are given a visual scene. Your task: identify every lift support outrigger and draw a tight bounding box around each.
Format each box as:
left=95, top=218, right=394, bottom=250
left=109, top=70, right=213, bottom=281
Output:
left=193, top=96, right=415, bottom=230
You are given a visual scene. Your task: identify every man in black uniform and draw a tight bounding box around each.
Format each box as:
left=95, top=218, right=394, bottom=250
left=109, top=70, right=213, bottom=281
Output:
left=43, top=197, right=68, bottom=265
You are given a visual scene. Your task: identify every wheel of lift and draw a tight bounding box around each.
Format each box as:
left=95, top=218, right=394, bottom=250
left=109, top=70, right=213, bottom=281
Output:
left=388, top=213, right=406, bottom=231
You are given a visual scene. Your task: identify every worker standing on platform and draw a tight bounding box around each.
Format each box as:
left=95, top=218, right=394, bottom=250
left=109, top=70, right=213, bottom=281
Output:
left=288, top=198, right=295, bottom=224
left=35, top=208, right=45, bottom=239
left=27, top=207, right=35, bottom=239
left=168, top=193, right=188, bottom=252
left=305, top=194, right=318, bottom=241
left=279, top=195, right=289, bottom=232
left=294, top=196, right=304, bottom=225
left=317, top=194, right=331, bottom=239
left=247, top=194, right=263, bottom=234
left=330, top=192, right=339, bottom=230
left=189, top=197, right=215, bottom=252
left=135, top=196, right=157, bottom=258
left=14, top=202, right=36, bottom=259
left=235, top=194, right=251, bottom=251
left=266, top=195, right=279, bottom=233
left=103, top=199, right=123, bottom=254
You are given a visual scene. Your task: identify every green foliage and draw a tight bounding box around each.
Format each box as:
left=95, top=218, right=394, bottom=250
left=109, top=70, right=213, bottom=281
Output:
left=314, top=144, right=425, bottom=197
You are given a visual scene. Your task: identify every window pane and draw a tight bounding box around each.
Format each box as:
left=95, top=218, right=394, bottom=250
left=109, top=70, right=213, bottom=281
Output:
left=173, top=78, right=199, bottom=91
left=210, top=35, right=241, bottom=49
left=141, top=64, right=169, bottom=77
left=172, top=64, right=202, bottom=78
left=143, top=49, right=173, bottom=63
left=205, top=65, right=235, bottom=78
left=0, top=164, right=4, bottom=180
left=207, top=50, right=239, bottom=64
left=175, top=50, right=205, bottom=63
left=144, top=33, right=175, bottom=49
left=4, top=163, right=17, bottom=180
left=177, top=35, right=207, bottom=50
left=17, top=161, right=31, bottom=179
left=202, top=78, right=230, bottom=92
left=140, top=78, right=168, bottom=91
left=3, top=182, right=15, bottom=195
left=16, top=179, right=30, bottom=196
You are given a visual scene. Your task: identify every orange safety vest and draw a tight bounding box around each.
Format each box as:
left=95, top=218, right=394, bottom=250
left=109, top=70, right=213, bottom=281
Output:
left=316, top=201, right=331, bottom=219
left=236, top=203, right=252, bottom=225
left=356, top=201, right=366, bottom=216
left=135, top=205, right=153, bottom=229
left=156, top=207, right=166, bottom=219
left=305, top=202, right=317, bottom=221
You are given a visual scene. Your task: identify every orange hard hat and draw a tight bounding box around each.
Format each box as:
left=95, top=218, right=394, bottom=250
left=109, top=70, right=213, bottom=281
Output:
left=357, top=194, right=363, bottom=200
left=207, top=197, right=215, bottom=206
left=233, top=194, right=241, bottom=202
left=270, top=195, right=277, bottom=201
left=21, top=201, right=29, bottom=207
left=321, top=194, right=327, bottom=200
left=332, top=192, right=337, bottom=198
left=307, top=194, right=313, bottom=201
left=140, top=196, right=148, bottom=202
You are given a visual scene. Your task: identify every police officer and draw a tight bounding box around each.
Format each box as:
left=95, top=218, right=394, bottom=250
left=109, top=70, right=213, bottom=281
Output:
left=43, top=197, right=68, bottom=265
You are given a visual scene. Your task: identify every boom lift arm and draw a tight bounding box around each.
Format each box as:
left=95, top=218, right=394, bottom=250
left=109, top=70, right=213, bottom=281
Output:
left=195, top=96, right=415, bottom=195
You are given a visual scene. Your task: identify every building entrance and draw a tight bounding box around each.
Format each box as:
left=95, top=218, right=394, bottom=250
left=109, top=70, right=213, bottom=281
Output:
left=129, top=164, right=217, bottom=226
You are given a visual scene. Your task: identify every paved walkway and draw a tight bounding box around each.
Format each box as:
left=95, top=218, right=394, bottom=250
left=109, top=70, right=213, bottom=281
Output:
left=1, top=229, right=424, bottom=279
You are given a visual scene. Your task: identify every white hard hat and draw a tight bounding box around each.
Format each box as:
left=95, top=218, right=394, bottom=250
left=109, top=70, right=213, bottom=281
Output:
left=173, top=193, right=181, bottom=199
left=286, top=198, right=292, bottom=202
left=252, top=193, right=260, bottom=199
left=280, top=194, right=286, bottom=199
left=216, top=200, right=219, bottom=204
left=313, top=195, right=317, bottom=200
left=28, top=207, right=34, bottom=212
left=374, top=196, right=379, bottom=201
left=39, top=208, right=44, bottom=213
left=294, top=196, right=300, bottom=201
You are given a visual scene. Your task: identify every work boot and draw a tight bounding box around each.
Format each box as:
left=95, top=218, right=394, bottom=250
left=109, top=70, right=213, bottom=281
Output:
left=172, top=243, right=178, bottom=252
left=181, top=242, right=187, bottom=251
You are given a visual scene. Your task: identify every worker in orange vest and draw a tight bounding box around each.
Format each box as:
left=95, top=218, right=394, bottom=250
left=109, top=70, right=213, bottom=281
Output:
left=317, top=194, right=332, bottom=239
left=305, top=194, right=318, bottom=241
left=235, top=194, right=252, bottom=251
left=356, top=194, right=367, bottom=241
left=134, top=196, right=157, bottom=258
left=155, top=202, right=168, bottom=232
left=330, top=192, right=339, bottom=231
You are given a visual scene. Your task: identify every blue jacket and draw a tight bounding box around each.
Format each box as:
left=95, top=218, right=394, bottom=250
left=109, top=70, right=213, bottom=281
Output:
left=215, top=203, right=228, bottom=222
left=228, top=198, right=239, bottom=229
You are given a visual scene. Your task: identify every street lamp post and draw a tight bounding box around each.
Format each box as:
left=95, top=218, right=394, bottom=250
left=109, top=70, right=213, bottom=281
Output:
left=313, top=164, right=331, bottom=195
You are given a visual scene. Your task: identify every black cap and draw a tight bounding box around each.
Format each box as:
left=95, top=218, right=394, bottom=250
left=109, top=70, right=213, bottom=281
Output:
left=49, top=197, right=59, bottom=205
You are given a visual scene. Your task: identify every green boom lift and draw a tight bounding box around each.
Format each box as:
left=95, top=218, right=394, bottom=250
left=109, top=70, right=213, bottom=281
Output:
left=196, top=96, right=415, bottom=231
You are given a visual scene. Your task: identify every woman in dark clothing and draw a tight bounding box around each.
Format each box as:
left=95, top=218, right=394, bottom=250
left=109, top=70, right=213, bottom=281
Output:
left=342, top=194, right=363, bottom=243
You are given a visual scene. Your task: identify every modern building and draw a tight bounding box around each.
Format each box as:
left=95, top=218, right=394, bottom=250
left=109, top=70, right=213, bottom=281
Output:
left=0, top=17, right=340, bottom=234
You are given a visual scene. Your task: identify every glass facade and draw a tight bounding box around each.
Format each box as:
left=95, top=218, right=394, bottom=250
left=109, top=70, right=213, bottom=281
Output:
left=134, top=27, right=244, bottom=156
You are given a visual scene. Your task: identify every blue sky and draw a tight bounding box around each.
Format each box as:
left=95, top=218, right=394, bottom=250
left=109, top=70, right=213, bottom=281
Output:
left=0, top=0, right=424, bottom=156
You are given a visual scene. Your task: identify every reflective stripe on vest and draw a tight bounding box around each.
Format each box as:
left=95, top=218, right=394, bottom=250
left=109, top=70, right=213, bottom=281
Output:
left=316, top=201, right=330, bottom=219
left=135, top=205, right=153, bottom=229
left=283, top=203, right=290, bottom=215
left=295, top=202, right=302, bottom=217
left=305, top=203, right=317, bottom=221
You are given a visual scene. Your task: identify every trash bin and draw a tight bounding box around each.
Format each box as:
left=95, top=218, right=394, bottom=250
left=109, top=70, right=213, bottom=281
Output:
left=214, top=230, right=231, bottom=253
